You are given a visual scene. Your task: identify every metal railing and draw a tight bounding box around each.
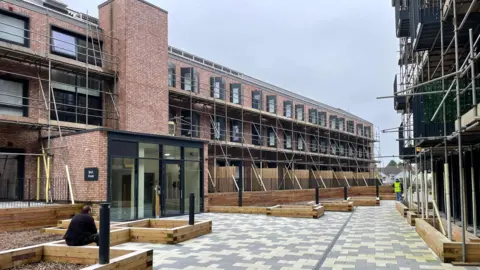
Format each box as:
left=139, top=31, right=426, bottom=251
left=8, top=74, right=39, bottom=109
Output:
left=0, top=177, right=70, bottom=208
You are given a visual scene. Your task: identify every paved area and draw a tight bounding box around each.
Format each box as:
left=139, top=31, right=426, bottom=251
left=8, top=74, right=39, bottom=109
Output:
left=118, top=201, right=480, bottom=270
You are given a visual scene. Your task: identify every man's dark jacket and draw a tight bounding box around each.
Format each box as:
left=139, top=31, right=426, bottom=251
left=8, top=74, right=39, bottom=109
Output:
left=64, top=213, right=97, bottom=245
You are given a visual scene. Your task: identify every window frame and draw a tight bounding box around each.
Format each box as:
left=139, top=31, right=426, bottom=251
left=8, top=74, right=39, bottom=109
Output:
left=168, top=61, right=176, bottom=88
left=296, top=133, right=305, bottom=151
left=180, top=110, right=200, bottom=138
left=284, top=131, right=292, bottom=149
left=50, top=26, right=103, bottom=67
left=230, top=119, right=242, bottom=142
left=310, top=135, right=318, bottom=152
left=252, top=90, right=263, bottom=110
left=266, top=95, right=276, bottom=114
left=210, top=77, right=226, bottom=100
left=0, top=9, right=30, bottom=47
left=211, top=116, right=226, bottom=141
left=295, top=104, right=304, bottom=121
left=308, top=108, right=317, bottom=124
left=51, top=88, right=103, bottom=125
left=0, top=75, right=29, bottom=117
left=230, top=83, right=242, bottom=105
left=252, top=123, right=263, bottom=146
left=318, top=111, right=326, bottom=127
left=284, top=101, right=292, bottom=118
left=267, top=127, right=276, bottom=147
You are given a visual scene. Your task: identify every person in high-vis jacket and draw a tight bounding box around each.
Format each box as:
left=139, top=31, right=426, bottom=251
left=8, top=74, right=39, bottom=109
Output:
left=394, top=179, right=402, bottom=201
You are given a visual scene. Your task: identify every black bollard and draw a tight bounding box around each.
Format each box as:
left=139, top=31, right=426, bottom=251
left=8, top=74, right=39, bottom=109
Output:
left=376, top=181, right=379, bottom=198
left=99, top=203, right=110, bottom=265
left=344, top=186, right=348, bottom=200
left=315, top=185, right=319, bottom=205
left=189, top=193, right=195, bottom=225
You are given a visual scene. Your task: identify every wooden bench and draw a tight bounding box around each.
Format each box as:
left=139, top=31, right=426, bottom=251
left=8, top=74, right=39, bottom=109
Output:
left=396, top=201, right=409, bottom=217
left=406, top=211, right=418, bottom=226
left=266, top=205, right=324, bottom=218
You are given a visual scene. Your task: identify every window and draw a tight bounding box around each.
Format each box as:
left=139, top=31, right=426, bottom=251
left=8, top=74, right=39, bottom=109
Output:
left=267, top=127, right=276, bottom=147
left=252, top=124, right=262, bottom=145
left=364, top=126, right=371, bottom=138
left=318, top=111, right=326, bottom=127
left=338, top=118, right=345, bottom=131
left=348, top=146, right=354, bottom=157
left=51, top=27, right=102, bottom=67
left=357, top=124, right=364, bottom=136
left=310, top=136, right=318, bottom=152
left=0, top=77, right=28, bottom=117
left=50, top=69, right=103, bottom=125
left=180, top=67, right=199, bottom=92
left=319, top=139, right=327, bottom=153
left=210, top=77, right=225, bottom=100
left=230, top=83, right=241, bottom=104
left=309, top=108, right=317, bottom=124
left=329, top=115, right=337, bottom=129
left=297, top=134, right=305, bottom=151
left=331, top=140, right=338, bottom=155
left=0, top=10, right=29, bottom=46
left=358, top=147, right=363, bottom=158
left=266, top=95, right=276, bottom=113
left=284, top=101, right=292, bottom=118
left=347, top=120, right=354, bottom=133
left=252, top=90, right=262, bottom=110
left=181, top=110, right=200, bottom=137
left=168, top=61, right=176, bottom=87
left=230, top=120, right=242, bottom=142
left=211, top=116, right=226, bottom=140
left=339, top=143, right=345, bottom=156
left=284, top=131, right=292, bottom=149
left=295, top=105, right=304, bottom=121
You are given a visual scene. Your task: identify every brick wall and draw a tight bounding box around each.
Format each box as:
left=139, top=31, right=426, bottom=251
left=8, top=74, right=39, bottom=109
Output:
left=49, top=131, right=108, bottom=202
left=99, top=0, right=169, bottom=135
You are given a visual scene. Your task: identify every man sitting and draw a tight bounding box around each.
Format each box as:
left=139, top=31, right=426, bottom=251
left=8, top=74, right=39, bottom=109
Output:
left=64, top=205, right=99, bottom=246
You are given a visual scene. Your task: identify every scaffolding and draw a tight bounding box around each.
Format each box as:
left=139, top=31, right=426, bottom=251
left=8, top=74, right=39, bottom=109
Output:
left=0, top=1, right=119, bottom=204
left=389, top=0, right=480, bottom=263
left=167, top=47, right=377, bottom=194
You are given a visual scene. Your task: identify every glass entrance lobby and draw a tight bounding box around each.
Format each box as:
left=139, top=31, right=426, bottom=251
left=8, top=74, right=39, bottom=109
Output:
left=108, top=131, right=204, bottom=221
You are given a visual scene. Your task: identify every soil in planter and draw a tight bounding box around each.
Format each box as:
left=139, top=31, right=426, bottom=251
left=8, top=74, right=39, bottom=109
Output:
left=12, top=261, right=87, bottom=270
left=0, top=230, right=63, bottom=251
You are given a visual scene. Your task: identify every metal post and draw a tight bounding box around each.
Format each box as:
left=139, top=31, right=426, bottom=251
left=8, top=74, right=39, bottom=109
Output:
left=441, top=0, right=452, bottom=240
left=471, top=149, right=477, bottom=236
left=99, top=203, right=110, bottom=265
left=344, top=186, right=348, bottom=200
left=424, top=152, right=428, bottom=218
left=315, top=184, right=319, bottom=205
left=28, top=178, right=30, bottom=207
left=430, top=149, right=435, bottom=227
left=376, top=181, right=379, bottom=198
left=239, top=161, right=243, bottom=207
left=453, top=1, right=467, bottom=261
left=416, top=155, right=420, bottom=214
left=469, top=28, right=477, bottom=116
left=189, top=193, right=195, bottom=225
left=419, top=153, right=424, bottom=218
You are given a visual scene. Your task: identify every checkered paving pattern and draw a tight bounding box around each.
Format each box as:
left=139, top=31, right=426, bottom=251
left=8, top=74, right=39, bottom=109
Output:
left=117, top=202, right=480, bottom=270
left=322, top=201, right=479, bottom=270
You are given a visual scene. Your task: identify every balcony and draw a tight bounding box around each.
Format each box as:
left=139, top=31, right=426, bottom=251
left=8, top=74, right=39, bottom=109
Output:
left=398, top=122, right=415, bottom=160
left=393, top=75, right=407, bottom=112
left=394, top=0, right=410, bottom=37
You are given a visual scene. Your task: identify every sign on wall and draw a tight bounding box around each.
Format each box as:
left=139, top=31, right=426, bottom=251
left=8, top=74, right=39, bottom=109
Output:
left=85, top=167, right=99, bottom=181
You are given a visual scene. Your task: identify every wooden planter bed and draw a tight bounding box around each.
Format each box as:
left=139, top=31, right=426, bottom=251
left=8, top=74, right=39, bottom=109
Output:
left=349, top=197, right=378, bottom=206
left=396, top=201, right=409, bottom=217
left=406, top=211, right=418, bottom=226
left=266, top=205, right=324, bottom=218
left=415, top=218, right=480, bottom=263
left=40, top=228, right=131, bottom=247
left=0, top=243, right=153, bottom=270
left=379, top=194, right=396, bottom=200
left=320, top=201, right=354, bottom=212
left=208, top=206, right=268, bottom=214
left=114, top=219, right=212, bottom=244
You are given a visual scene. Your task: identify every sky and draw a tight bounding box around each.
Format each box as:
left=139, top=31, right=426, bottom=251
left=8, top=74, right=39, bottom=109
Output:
left=64, top=0, right=399, bottom=166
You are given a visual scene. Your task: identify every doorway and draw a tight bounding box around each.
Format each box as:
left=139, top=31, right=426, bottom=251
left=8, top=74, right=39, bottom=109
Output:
left=162, top=162, right=183, bottom=216
left=0, top=148, right=25, bottom=201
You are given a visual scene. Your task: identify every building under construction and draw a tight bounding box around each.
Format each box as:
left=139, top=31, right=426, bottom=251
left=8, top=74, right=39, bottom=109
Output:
left=0, top=0, right=375, bottom=221
left=391, top=0, right=480, bottom=261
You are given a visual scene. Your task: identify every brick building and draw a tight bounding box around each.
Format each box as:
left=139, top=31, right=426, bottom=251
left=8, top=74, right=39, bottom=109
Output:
left=0, top=0, right=374, bottom=221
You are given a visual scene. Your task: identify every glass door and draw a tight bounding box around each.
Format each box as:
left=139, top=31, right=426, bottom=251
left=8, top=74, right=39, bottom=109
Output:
left=162, top=162, right=183, bottom=216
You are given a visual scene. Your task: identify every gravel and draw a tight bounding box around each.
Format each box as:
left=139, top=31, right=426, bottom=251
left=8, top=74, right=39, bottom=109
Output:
left=0, top=230, right=63, bottom=251
left=12, top=261, right=87, bottom=270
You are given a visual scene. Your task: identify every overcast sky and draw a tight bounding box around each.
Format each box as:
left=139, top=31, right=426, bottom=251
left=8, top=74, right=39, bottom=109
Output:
left=64, top=0, right=399, bottom=166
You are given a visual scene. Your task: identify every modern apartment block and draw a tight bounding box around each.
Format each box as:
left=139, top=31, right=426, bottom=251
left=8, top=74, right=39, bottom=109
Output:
left=0, top=0, right=374, bottom=220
